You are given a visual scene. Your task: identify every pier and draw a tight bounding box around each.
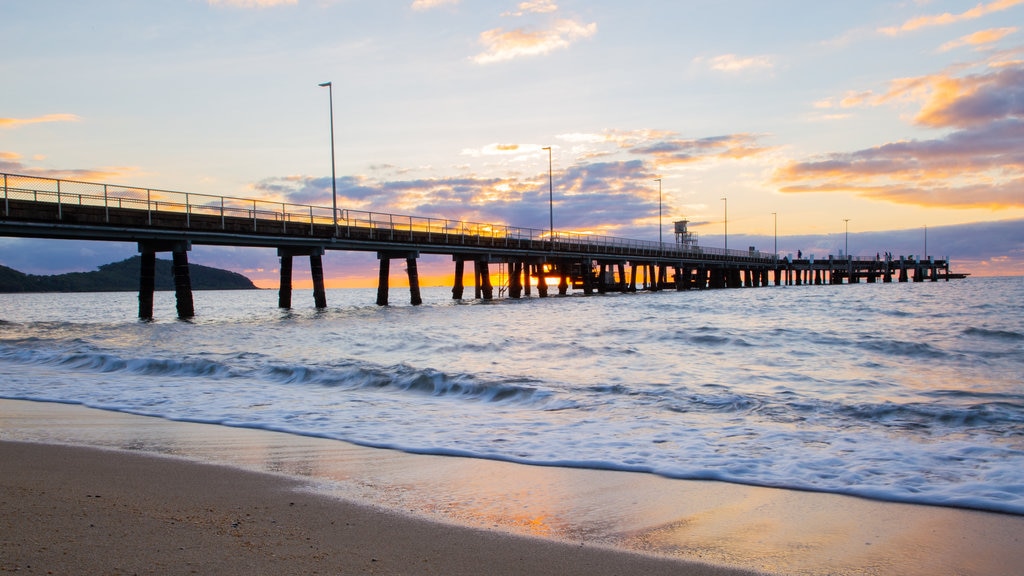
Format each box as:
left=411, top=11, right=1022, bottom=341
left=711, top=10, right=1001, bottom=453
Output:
left=1, top=172, right=959, bottom=318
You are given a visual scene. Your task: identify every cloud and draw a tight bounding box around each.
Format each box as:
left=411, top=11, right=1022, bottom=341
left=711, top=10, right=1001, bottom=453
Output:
left=253, top=154, right=665, bottom=237
left=696, top=54, right=775, bottom=73
left=502, top=0, right=558, bottom=17
left=207, top=0, right=297, bottom=7
left=776, top=59, right=1024, bottom=209
left=0, top=151, right=139, bottom=182
left=626, top=133, right=773, bottom=167
left=460, top=142, right=539, bottom=158
left=409, top=0, right=458, bottom=9
left=882, top=64, right=1024, bottom=128
left=879, top=0, right=1024, bottom=35
left=939, top=27, right=1018, bottom=52
left=472, top=18, right=596, bottom=64
left=0, top=114, right=80, bottom=129
left=411, top=0, right=459, bottom=10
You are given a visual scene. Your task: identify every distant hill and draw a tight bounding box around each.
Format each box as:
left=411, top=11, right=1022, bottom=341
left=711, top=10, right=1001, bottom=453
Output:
left=0, top=256, right=258, bottom=293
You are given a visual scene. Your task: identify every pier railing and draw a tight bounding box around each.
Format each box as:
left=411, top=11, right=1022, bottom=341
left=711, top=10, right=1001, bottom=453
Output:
left=3, top=172, right=777, bottom=261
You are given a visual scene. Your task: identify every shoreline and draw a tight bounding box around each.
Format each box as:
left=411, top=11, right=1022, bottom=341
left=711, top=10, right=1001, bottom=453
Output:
left=3, top=399, right=1023, bottom=575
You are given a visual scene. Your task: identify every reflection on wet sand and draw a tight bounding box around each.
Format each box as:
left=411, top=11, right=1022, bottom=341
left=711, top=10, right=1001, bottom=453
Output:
left=3, top=399, right=1022, bottom=576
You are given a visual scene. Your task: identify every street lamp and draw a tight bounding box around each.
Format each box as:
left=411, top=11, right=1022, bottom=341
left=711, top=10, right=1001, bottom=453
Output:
left=318, top=81, right=338, bottom=235
left=844, top=218, right=850, bottom=258
left=924, top=224, right=928, bottom=260
left=771, top=212, right=777, bottom=258
left=542, top=146, right=553, bottom=244
left=654, top=178, right=663, bottom=246
left=721, top=197, right=728, bottom=252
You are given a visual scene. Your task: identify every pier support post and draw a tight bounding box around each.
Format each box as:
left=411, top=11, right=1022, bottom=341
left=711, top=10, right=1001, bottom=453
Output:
left=310, top=253, right=327, bottom=309
left=277, top=247, right=326, bottom=309
left=558, top=266, right=570, bottom=295
left=476, top=259, right=493, bottom=300
left=509, top=261, right=523, bottom=299
left=138, top=250, right=156, bottom=320
left=172, top=249, right=195, bottom=319
left=376, top=256, right=391, bottom=306
left=278, top=253, right=293, bottom=309
left=536, top=264, right=548, bottom=297
left=628, top=263, right=638, bottom=292
left=452, top=257, right=465, bottom=300
left=406, top=256, right=423, bottom=306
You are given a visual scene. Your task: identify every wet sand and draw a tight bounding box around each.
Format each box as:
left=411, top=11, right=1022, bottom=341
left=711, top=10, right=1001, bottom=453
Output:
left=2, top=399, right=1022, bottom=575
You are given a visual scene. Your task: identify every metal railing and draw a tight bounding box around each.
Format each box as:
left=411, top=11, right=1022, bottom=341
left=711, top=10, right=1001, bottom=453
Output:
left=2, top=172, right=778, bottom=262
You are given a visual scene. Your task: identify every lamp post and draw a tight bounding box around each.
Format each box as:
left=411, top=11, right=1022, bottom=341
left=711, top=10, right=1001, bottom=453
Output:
left=844, top=218, right=850, bottom=258
left=542, top=146, right=553, bottom=244
left=771, top=212, right=777, bottom=258
left=654, top=178, right=663, bottom=246
left=924, top=224, right=928, bottom=260
left=318, top=81, right=338, bottom=235
left=721, top=197, right=728, bottom=252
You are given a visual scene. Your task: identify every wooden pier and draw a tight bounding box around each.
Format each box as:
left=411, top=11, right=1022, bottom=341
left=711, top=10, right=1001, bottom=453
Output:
left=1, top=172, right=960, bottom=318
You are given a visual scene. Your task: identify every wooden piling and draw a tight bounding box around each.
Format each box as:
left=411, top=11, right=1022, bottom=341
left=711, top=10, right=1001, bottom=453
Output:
left=536, top=264, right=548, bottom=297
left=406, top=256, right=422, bottom=306
left=477, top=259, right=493, bottom=300
left=452, top=257, right=465, bottom=300
left=376, top=256, right=390, bottom=306
left=278, top=253, right=293, bottom=309
left=171, top=250, right=195, bottom=319
left=138, top=250, right=156, bottom=320
left=509, top=261, right=523, bottom=299
left=310, top=253, right=327, bottom=309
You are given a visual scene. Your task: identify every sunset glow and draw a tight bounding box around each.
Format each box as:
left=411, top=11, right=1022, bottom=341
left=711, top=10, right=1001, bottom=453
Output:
left=2, top=1, right=1021, bottom=282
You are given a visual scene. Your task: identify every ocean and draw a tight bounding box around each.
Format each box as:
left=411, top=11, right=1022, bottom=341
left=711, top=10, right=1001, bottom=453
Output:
left=1, top=276, right=1022, bottom=515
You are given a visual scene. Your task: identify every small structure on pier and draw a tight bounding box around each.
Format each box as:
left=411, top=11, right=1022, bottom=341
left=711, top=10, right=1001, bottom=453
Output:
left=674, top=220, right=698, bottom=250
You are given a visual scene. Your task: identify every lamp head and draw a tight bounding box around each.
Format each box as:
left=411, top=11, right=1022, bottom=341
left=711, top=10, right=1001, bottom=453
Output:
left=318, top=81, right=331, bottom=87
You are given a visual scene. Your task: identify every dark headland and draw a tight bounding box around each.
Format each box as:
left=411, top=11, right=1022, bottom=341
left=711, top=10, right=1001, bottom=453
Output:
left=0, top=256, right=257, bottom=293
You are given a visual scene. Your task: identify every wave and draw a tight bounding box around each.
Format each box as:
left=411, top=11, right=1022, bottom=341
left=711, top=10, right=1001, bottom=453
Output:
left=648, top=385, right=1024, bottom=432
left=962, top=327, right=1024, bottom=341
left=854, top=337, right=948, bottom=359
left=0, top=341, right=556, bottom=408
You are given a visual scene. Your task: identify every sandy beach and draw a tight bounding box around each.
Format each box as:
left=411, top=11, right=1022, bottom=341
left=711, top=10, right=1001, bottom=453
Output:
left=2, top=399, right=1023, bottom=575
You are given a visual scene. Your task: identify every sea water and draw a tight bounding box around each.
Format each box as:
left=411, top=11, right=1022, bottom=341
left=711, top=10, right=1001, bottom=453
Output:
left=1, top=277, right=1022, bottom=514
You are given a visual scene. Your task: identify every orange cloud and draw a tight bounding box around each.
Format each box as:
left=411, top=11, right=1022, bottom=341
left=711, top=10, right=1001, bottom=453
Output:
left=502, top=0, right=558, bottom=17
left=895, top=65, right=1024, bottom=128
left=472, top=18, right=596, bottom=64
left=698, top=53, right=775, bottom=73
left=776, top=59, right=1024, bottom=210
left=0, top=114, right=80, bottom=129
left=0, top=150, right=140, bottom=182
left=939, top=27, right=1018, bottom=52
left=627, top=133, right=773, bottom=167
left=879, top=0, right=1024, bottom=35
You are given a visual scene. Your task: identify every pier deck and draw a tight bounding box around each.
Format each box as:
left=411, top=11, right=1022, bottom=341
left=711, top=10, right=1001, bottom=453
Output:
left=1, top=172, right=958, bottom=318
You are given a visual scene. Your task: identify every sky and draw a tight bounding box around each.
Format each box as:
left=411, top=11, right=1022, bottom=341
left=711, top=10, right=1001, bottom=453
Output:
left=2, top=0, right=1023, bottom=288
